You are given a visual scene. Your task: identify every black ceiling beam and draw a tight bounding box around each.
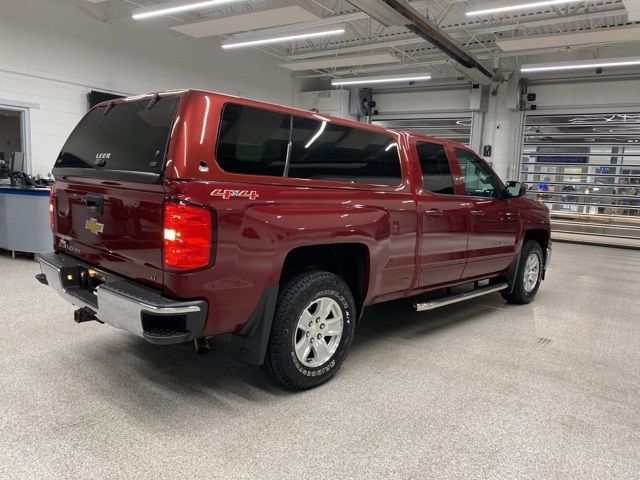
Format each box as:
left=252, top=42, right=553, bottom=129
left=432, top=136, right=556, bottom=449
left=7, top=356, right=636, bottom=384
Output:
left=350, top=0, right=502, bottom=83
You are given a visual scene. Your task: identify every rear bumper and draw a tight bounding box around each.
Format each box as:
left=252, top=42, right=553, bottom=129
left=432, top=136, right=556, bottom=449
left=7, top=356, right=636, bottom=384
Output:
left=35, top=252, right=207, bottom=344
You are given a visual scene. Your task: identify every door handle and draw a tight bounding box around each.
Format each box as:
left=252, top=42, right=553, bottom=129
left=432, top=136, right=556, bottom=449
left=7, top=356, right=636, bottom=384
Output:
left=425, top=208, right=444, bottom=216
left=470, top=210, right=485, bottom=216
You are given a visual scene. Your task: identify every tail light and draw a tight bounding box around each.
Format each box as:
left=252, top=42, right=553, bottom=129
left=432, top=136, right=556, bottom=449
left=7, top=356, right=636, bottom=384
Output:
left=49, top=187, right=55, bottom=231
left=163, top=202, right=213, bottom=271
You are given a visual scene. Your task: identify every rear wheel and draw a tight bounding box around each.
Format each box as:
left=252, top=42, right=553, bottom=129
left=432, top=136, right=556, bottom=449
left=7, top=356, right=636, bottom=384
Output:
left=264, top=270, right=356, bottom=390
left=501, top=240, right=543, bottom=304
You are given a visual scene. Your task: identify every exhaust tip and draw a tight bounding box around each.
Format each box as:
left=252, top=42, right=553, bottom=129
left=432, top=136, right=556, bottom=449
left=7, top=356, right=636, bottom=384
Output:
left=194, top=337, right=210, bottom=355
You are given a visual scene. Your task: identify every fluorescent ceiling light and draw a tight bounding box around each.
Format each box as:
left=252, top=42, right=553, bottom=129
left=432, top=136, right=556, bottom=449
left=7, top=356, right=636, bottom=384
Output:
left=521, top=57, right=640, bottom=73
left=132, top=0, right=242, bottom=20
left=222, top=27, right=345, bottom=49
left=170, top=6, right=319, bottom=38
left=331, top=73, right=432, bottom=86
left=466, top=0, right=581, bottom=16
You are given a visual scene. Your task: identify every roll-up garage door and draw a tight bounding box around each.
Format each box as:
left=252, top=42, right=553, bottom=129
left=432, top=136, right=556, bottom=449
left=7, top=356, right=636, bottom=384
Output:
left=521, top=112, right=640, bottom=247
left=372, top=113, right=473, bottom=146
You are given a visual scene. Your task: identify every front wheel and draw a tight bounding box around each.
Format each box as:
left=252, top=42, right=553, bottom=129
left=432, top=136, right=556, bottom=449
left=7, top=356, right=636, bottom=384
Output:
left=263, top=270, right=356, bottom=390
left=501, top=240, right=544, bottom=304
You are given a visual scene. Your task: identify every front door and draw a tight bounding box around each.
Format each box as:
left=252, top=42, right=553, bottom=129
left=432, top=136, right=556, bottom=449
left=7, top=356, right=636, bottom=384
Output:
left=415, top=141, right=470, bottom=288
left=453, top=148, right=519, bottom=279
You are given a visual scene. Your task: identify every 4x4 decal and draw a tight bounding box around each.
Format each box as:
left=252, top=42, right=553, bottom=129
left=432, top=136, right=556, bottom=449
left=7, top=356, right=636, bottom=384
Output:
left=211, top=188, right=259, bottom=200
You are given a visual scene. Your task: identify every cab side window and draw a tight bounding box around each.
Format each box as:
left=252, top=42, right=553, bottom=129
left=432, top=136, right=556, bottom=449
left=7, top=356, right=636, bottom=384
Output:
left=416, top=142, right=455, bottom=195
left=455, top=149, right=500, bottom=198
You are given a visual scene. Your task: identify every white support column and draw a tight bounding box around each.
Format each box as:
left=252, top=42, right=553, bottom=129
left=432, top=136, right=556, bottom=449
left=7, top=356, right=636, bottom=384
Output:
left=470, top=111, right=484, bottom=153
left=509, top=110, right=526, bottom=181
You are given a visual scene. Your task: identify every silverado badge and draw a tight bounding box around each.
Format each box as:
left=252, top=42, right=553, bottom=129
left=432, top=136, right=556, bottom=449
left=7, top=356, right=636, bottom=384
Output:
left=85, top=218, right=104, bottom=235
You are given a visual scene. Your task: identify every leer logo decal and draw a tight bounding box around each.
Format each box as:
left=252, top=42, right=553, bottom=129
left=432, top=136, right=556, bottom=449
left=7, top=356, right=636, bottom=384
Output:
left=85, top=218, right=104, bottom=235
left=211, top=189, right=259, bottom=200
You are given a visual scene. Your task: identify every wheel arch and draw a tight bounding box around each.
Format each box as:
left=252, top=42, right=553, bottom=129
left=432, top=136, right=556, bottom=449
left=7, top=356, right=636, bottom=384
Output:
left=279, top=243, right=370, bottom=320
left=522, top=228, right=550, bottom=251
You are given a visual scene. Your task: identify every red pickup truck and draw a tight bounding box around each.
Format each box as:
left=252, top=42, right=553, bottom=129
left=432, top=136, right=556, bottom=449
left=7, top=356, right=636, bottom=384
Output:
left=36, top=90, right=551, bottom=390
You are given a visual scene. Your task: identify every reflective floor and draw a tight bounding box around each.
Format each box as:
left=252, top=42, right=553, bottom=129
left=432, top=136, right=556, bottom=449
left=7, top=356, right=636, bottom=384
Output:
left=1, top=243, right=639, bottom=479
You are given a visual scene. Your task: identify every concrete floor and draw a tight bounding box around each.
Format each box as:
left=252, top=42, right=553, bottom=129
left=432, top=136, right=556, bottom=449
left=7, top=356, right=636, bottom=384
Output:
left=0, top=243, right=639, bottom=479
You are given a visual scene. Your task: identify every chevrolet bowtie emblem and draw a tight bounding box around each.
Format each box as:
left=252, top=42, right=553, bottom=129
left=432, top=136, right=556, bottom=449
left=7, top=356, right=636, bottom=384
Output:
left=85, top=218, right=104, bottom=235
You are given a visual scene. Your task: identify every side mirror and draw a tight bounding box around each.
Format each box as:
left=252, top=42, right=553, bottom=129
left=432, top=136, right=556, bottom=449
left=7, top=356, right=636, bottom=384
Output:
left=505, top=181, right=526, bottom=198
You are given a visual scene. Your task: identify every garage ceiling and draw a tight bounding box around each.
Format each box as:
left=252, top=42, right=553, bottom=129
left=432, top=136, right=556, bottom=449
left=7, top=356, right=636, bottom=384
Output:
left=80, top=0, right=640, bottom=81
left=170, top=5, right=320, bottom=37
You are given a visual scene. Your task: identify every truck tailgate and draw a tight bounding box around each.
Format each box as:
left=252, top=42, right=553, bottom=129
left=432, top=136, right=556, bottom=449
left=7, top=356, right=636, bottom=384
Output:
left=53, top=178, right=166, bottom=289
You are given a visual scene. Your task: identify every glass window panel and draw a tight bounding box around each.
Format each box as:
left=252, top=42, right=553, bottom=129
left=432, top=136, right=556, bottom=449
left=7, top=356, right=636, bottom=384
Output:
left=455, top=149, right=500, bottom=198
left=216, top=103, right=290, bottom=177
left=56, top=97, right=179, bottom=173
left=289, top=116, right=401, bottom=185
left=416, top=142, right=455, bottom=194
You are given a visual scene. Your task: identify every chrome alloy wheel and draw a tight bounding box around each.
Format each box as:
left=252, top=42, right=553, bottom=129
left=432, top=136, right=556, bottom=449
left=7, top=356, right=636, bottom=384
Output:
left=294, top=297, right=344, bottom=368
left=523, top=252, right=541, bottom=293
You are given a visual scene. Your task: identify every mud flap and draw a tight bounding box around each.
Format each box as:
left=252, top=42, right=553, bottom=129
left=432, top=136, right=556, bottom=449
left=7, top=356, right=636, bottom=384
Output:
left=215, top=285, right=279, bottom=365
left=504, top=251, right=521, bottom=295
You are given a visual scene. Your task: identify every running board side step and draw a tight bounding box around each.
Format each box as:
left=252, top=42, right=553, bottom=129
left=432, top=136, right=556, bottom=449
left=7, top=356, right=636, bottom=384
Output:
left=414, top=283, right=509, bottom=312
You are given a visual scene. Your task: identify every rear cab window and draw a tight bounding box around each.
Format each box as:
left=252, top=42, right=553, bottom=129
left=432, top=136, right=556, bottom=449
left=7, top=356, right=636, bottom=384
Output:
left=54, top=96, right=179, bottom=182
left=214, top=103, right=402, bottom=186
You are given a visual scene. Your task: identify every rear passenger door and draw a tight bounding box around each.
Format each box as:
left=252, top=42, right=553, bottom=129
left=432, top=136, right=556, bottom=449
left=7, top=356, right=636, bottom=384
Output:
left=453, top=149, right=519, bottom=279
left=415, top=141, right=470, bottom=288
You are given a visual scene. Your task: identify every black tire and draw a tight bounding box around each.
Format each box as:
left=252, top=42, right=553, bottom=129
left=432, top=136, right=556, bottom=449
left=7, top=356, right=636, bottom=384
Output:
left=501, top=240, right=544, bottom=304
left=263, top=270, right=356, bottom=390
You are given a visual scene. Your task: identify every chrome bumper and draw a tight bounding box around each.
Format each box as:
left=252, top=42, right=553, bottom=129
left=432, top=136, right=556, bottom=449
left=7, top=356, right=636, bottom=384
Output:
left=35, top=252, right=207, bottom=344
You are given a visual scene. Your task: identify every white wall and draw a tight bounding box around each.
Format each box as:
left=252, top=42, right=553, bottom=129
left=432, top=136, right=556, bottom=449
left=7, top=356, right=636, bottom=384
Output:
left=293, top=90, right=353, bottom=119
left=0, top=0, right=294, bottom=176
left=374, top=87, right=471, bottom=115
